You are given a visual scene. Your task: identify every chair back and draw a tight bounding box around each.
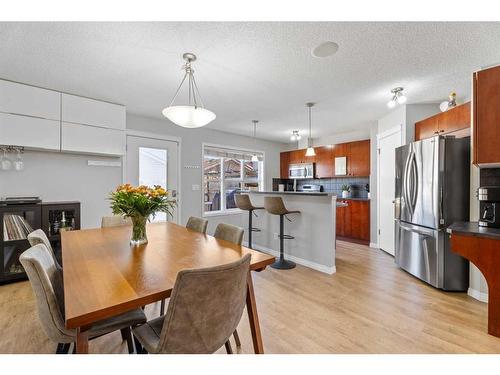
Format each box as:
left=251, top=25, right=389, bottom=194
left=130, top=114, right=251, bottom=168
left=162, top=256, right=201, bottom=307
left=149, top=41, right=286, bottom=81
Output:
left=28, top=229, right=61, bottom=270
left=234, top=194, right=253, bottom=211
left=19, top=244, right=74, bottom=343
left=264, top=196, right=288, bottom=215
left=101, top=215, right=132, bottom=228
left=157, top=254, right=251, bottom=353
left=186, top=216, right=208, bottom=234
left=214, top=223, right=244, bottom=245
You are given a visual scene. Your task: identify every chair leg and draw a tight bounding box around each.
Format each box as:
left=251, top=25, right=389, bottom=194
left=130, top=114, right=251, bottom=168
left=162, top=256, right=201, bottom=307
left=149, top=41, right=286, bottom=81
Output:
left=133, top=335, right=147, bottom=354
left=233, top=329, right=241, bottom=347
left=121, top=327, right=135, bottom=354
left=56, top=343, right=70, bottom=354
left=224, top=341, right=233, bottom=354
left=160, top=299, right=166, bottom=315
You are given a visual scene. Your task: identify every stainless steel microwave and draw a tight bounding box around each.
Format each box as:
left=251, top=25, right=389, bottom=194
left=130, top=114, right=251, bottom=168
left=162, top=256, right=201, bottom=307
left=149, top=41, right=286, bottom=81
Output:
left=288, top=163, right=314, bottom=179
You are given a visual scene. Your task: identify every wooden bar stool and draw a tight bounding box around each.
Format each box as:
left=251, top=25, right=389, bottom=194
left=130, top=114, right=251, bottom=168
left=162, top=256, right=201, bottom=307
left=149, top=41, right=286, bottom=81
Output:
left=234, top=194, right=264, bottom=249
left=263, top=196, right=300, bottom=270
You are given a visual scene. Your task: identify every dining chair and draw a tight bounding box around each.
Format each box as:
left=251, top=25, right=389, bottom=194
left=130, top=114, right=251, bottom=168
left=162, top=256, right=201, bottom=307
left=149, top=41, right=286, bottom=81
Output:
left=213, top=223, right=245, bottom=350
left=132, top=254, right=251, bottom=354
left=159, top=216, right=209, bottom=316
left=20, top=244, right=147, bottom=354
left=186, top=216, right=208, bottom=234
left=101, top=215, right=133, bottom=228
left=28, top=229, right=61, bottom=270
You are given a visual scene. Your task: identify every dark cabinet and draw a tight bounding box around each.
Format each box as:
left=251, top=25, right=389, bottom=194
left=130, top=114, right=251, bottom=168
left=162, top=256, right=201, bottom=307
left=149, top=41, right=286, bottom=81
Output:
left=415, top=102, right=470, bottom=141
left=280, top=151, right=289, bottom=179
left=473, top=65, right=500, bottom=166
left=347, top=140, right=371, bottom=177
left=336, top=199, right=370, bottom=244
left=314, top=146, right=333, bottom=178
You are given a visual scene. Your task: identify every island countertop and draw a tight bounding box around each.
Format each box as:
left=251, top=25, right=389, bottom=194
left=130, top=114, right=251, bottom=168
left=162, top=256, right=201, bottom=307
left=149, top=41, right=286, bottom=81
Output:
left=249, top=190, right=334, bottom=197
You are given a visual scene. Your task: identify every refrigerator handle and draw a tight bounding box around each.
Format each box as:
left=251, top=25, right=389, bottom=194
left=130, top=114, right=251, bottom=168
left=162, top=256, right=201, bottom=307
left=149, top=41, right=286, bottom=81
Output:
left=410, top=153, right=418, bottom=212
left=399, top=222, right=435, bottom=237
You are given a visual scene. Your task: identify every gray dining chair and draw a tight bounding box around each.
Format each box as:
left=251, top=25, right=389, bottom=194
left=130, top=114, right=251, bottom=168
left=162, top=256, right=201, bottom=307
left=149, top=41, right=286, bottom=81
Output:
left=186, top=216, right=208, bottom=234
left=28, top=229, right=61, bottom=270
left=101, top=215, right=133, bottom=228
left=133, top=254, right=250, bottom=354
left=213, top=223, right=245, bottom=350
left=20, top=244, right=147, bottom=354
left=159, top=216, right=209, bottom=316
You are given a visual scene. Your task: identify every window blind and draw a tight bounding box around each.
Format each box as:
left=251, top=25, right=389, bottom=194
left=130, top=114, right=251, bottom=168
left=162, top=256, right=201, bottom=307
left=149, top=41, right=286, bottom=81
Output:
left=204, top=146, right=264, bottom=161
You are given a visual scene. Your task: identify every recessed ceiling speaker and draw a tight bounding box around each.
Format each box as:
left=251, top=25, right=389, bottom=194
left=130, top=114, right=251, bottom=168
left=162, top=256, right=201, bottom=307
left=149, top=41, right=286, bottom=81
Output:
left=312, top=41, right=339, bottom=58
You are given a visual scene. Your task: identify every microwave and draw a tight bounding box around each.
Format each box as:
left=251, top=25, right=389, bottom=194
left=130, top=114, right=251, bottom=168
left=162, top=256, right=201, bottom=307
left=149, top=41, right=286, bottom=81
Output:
left=288, top=163, right=314, bottom=179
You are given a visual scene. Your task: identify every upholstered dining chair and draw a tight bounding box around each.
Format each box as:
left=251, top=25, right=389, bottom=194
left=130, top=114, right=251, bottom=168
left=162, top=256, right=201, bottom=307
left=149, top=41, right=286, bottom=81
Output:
left=20, top=244, right=147, bottom=354
left=186, top=216, right=208, bottom=234
left=213, top=223, right=245, bottom=351
left=101, top=215, right=132, bottom=228
left=28, top=229, right=61, bottom=270
left=133, top=254, right=250, bottom=354
left=159, top=216, right=209, bottom=316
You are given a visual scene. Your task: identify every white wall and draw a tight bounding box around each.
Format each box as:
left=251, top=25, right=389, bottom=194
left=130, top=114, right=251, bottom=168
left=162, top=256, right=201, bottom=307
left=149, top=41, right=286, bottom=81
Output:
left=126, top=114, right=286, bottom=231
left=0, top=151, right=122, bottom=228
left=296, top=128, right=371, bottom=149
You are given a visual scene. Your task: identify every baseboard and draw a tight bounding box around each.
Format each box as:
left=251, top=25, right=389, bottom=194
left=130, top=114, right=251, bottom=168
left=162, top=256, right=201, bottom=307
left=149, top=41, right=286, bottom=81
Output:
left=467, top=287, right=488, bottom=303
left=369, top=242, right=379, bottom=249
left=243, top=241, right=336, bottom=275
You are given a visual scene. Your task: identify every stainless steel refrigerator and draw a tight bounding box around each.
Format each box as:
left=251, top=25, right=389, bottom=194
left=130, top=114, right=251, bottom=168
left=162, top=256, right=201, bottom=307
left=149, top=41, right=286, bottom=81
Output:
left=394, top=135, right=470, bottom=291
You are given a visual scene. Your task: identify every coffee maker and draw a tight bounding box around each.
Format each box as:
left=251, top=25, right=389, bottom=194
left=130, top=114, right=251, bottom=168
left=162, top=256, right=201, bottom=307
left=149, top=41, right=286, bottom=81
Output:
left=478, top=186, right=500, bottom=228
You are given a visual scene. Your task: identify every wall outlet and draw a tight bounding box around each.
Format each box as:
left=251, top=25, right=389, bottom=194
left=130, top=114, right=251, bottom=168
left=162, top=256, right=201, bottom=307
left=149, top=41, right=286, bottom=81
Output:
left=192, top=184, right=200, bottom=191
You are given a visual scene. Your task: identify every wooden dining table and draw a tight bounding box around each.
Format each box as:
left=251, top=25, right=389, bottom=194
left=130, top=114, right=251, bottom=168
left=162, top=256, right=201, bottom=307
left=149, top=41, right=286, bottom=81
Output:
left=61, top=221, right=275, bottom=354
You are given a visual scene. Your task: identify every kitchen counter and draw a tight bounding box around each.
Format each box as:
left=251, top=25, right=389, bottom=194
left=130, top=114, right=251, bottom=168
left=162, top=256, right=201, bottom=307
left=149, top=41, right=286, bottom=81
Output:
left=246, top=191, right=337, bottom=274
left=447, top=221, right=500, bottom=240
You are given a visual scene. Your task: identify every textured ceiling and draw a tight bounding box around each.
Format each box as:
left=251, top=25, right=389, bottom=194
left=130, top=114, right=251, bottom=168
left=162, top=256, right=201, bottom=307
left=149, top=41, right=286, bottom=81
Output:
left=1, top=22, right=500, bottom=142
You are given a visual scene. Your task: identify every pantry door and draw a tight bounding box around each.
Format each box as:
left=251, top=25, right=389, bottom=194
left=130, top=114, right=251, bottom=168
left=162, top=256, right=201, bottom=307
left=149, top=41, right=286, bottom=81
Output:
left=125, top=134, right=180, bottom=224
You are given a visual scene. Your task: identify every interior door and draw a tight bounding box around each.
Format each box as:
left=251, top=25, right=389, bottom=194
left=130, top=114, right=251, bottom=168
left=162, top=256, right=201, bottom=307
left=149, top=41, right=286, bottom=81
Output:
left=126, top=135, right=179, bottom=223
left=378, top=129, right=402, bottom=255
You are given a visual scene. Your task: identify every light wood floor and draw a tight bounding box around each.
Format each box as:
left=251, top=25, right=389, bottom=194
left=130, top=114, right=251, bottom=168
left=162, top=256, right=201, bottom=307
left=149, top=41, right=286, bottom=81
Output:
left=1, top=240, right=499, bottom=353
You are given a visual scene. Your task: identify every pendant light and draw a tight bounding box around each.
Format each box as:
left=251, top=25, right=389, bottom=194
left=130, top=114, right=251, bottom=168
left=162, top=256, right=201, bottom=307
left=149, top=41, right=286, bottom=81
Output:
left=251, top=120, right=259, bottom=162
left=162, top=53, right=216, bottom=128
left=305, top=102, right=316, bottom=157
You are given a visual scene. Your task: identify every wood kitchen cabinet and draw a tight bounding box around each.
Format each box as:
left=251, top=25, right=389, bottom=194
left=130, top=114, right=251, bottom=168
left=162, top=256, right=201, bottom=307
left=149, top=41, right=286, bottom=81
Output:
left=473, top=65, right=500, bottom=166
left=280, top=152, right=290, bottom=178
left=336, top=199, right=370, bottom=244
left=347, top=140, right=371, bottom=177
left=414, top=102, right=470, bottom=141
left=314, top=146, right=333, bottom=178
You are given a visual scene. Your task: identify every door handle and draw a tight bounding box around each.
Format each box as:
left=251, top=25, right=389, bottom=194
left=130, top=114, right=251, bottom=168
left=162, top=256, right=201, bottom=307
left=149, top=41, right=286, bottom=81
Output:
left=399, top=223, right=434, bottom=237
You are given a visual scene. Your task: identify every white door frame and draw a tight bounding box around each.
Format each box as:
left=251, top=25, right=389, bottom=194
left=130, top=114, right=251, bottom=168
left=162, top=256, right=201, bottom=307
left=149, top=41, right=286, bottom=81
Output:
left=376, top=124, right=404, bottom=249
left=124, top=129, right=182, bottom=224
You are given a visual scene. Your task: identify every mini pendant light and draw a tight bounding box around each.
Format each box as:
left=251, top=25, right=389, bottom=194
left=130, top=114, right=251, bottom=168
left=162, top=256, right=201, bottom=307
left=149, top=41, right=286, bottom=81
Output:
left=162, top=53, right=216, bottom=128
left=305, top=102, right=316, bottom=157
left=251, top=120, right=259, bottom=162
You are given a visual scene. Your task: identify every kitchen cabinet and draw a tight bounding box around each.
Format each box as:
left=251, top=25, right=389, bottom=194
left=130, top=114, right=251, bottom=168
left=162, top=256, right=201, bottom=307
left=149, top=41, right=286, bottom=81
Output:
left=0, top=79, right=61, bottom=121
left=473, top=65, right=500, bottom=166
left=314, top=146, right=333, bottom=178
left=280, top=152, right=290, bottom=178
left=333, top=143, right=348, bottom=176
left=336, top=199, right=370, bottom=244
left=415, top=102, right=470, bottom=141
left=62, top=94, right=126, bottom=131
left=347, top=140, right=371, bottom=177
left=61, top=122, right=125, bottom=156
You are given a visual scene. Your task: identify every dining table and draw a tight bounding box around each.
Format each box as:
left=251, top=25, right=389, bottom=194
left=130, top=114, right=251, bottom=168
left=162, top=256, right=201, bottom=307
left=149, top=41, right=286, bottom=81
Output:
left=61, top=221, right=275, bottom=354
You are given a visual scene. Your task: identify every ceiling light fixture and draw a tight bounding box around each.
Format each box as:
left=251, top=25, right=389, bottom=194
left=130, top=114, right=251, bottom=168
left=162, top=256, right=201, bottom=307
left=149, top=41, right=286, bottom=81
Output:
left=440, top=92, right=457, bottom=112
left=305, top=103, right=316, bottom=157
left=387, top=87, right=407, bottom=108
left=251, top=120, right=259, bottom=162
left=162, top=53, right=216, bottom=128
left=290, top=130, right=301, bottom=142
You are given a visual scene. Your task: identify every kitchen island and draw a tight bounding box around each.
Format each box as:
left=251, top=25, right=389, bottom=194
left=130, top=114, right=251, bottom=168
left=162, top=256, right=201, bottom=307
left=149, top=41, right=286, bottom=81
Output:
left=245, top=191, right=337, bottom=274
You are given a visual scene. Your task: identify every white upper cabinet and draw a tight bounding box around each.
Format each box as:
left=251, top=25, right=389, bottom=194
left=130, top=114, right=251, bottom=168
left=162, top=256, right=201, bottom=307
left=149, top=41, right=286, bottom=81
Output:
left=61, top=122, right=125, bottom=156
left=62, top=93, right=125, bottom=130
left=0, top=80, right=61, bottom=120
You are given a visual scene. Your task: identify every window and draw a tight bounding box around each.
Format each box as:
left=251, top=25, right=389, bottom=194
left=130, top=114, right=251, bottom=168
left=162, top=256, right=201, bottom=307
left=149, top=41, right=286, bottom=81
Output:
left=139, top=147, right=167, bottom=222
left=203, top=146, right=264, bottom=214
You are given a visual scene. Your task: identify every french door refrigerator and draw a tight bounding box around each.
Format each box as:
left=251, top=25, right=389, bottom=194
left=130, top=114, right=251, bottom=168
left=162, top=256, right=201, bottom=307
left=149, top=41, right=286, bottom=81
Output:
left=394, top=135, right=470, bottom=291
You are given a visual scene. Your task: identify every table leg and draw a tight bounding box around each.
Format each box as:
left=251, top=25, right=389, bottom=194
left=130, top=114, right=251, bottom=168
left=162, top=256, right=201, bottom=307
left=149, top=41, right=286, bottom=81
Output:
left=75, top=326, right=90, bottom=354
left=246, top=271, right=264, bottom=354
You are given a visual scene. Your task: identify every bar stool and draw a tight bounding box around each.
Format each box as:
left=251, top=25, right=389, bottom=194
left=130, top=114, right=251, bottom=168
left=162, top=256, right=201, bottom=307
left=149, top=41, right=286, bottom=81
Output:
left=264, top=196, right=300, bottom=270
left=234, top=193, right=264, bottom=249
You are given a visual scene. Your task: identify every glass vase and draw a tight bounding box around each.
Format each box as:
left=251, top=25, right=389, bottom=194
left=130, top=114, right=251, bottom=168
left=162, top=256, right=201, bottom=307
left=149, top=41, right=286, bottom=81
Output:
left=130, top=215, right=148, bottom=246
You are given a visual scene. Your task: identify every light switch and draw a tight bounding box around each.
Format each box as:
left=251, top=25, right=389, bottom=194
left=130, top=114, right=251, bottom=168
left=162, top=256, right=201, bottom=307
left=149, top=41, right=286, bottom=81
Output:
left=192, top=184, right=200, bottom=191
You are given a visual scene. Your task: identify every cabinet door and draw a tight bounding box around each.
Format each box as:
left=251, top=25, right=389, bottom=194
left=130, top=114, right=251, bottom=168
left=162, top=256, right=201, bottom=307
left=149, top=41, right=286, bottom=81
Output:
left=349, top=200, right=370, bottom=241
left=280, top=152, right=290, bottom=179
left=336, top=203, right=346, bottom=237
left=62, top=94, right=126, bottom=130
left=415, top=116, right=439, bottom=140
left=0, top=80, right=61, bottom=121
left=333, top=143, right=349, bottom=176
left=0, top=112, right=60, bottom=151
left=473, top=66, right=500, bottom=165
left=438, top=102, right=471, bottom=135
left=314, top=146, right=333, bottom=178
left=348, top=140, right=370, bottom=177
left=61, top=122, right=125, bottom=156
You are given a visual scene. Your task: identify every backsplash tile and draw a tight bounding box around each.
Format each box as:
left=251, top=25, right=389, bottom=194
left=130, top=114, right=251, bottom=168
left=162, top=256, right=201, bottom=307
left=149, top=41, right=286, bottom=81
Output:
left=297, top=177, right=370, bottom=198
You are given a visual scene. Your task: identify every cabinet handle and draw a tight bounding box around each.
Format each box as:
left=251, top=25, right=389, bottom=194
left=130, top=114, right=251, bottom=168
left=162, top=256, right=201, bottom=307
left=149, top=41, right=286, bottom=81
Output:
left=440, top=130, right=444, bottom=133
